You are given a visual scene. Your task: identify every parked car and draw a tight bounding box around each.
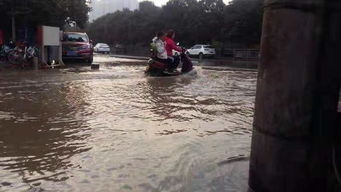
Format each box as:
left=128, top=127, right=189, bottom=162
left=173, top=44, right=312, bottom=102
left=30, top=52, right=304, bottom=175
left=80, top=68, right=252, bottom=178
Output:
left=62, top=32, right=93, bottom=63
left=94, top=43, right=110, bottom=54
left=186, top=44, right=216, bottom=58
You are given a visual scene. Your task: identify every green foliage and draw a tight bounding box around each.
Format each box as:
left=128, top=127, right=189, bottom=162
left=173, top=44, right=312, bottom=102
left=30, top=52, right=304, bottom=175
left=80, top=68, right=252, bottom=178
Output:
left=223, top=0, right=263, bottom=45
left=87, top=0, right=263, bottom=48
left=0, top=0, right=90, bottom=28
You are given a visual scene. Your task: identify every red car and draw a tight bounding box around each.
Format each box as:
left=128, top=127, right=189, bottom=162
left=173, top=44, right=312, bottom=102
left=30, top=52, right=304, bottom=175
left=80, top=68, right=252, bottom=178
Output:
left=62, top=32, right=93, bottom=63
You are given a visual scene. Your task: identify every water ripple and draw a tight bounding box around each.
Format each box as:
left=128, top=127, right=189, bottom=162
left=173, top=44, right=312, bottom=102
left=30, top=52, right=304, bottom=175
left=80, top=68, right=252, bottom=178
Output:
left=0, top=65, right=256, bottom=191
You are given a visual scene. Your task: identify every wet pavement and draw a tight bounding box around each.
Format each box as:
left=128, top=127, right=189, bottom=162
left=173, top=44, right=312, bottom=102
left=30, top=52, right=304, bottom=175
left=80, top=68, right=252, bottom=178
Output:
left=0, top=55, right=257, bottom=192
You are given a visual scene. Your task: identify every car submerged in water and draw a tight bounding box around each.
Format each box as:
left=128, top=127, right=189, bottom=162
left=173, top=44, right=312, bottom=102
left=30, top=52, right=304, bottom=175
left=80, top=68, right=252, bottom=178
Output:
left=62, top=32, right=94, bottom=63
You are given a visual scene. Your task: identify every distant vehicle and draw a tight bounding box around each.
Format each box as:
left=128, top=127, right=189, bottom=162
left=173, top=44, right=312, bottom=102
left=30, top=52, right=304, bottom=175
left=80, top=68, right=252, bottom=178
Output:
left=186, top=44, right=216, bottom=58
left=62, top=32, right=93, bottom=63
left=94, top=43, right=110, bottom=54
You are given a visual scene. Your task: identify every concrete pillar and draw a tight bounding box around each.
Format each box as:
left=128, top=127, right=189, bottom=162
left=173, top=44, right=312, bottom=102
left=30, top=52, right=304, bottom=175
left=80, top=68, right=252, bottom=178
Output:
left=249, top=0, right=341, bottom=191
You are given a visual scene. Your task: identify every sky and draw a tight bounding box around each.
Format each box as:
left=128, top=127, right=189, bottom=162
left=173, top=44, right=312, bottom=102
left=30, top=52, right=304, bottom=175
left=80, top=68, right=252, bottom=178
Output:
left=138, top=0, right=232, bottom=7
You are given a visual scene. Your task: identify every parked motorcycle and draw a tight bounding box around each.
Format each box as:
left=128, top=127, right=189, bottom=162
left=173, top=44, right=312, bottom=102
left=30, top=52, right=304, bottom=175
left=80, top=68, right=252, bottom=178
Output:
left=7, top=42, right=39, bottom=68
left=0, top=44, right=11, bottom=63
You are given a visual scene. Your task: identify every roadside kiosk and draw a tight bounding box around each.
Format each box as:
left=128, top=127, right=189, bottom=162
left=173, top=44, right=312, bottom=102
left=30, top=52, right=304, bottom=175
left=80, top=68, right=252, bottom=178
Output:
left=37, top=26, right=64, bottom=67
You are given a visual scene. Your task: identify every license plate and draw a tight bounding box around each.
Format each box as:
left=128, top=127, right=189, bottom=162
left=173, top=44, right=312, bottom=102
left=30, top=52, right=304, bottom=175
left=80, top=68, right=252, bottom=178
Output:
left=67, top=51, right=77, bottom=56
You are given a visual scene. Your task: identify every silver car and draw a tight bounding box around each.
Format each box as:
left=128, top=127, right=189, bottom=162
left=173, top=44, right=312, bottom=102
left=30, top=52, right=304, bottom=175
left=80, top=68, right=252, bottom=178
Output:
left=94, top=43, right=111, bottom=54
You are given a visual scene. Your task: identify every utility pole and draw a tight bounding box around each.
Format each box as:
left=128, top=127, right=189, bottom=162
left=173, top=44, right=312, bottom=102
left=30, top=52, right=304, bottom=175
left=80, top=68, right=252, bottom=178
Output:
left=249, top=0, right=341, bottom=191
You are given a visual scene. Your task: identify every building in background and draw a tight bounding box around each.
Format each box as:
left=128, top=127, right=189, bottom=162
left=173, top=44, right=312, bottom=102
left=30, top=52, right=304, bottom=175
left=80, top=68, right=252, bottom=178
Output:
left=89, top=0, right=138, bottom=21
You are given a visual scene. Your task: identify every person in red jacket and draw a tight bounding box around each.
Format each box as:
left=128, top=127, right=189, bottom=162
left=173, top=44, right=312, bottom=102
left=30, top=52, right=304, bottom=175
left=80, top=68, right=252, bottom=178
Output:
left=165, top=30, right=182, bottom=71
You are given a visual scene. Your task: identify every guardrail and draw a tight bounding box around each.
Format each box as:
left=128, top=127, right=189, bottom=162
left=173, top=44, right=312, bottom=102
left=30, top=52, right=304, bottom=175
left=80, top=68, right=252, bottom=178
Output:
left=223, top=49, right=260, bottom=59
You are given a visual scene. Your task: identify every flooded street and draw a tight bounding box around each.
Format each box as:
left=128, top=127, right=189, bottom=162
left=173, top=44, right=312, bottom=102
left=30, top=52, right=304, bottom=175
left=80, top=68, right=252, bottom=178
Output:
left=0, top=56, right=257, bottom=192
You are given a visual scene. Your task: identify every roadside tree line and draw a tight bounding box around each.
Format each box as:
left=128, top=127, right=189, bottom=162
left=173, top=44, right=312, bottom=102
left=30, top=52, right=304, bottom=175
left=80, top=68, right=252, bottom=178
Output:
left=87, top=0, right=263, bottom=53
left=0, top=0, right=90, bottom=40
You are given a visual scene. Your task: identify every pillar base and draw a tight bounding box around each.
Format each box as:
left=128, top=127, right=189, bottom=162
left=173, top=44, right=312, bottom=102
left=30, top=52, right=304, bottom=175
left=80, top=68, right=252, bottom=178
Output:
left=249, top=129, right=330, bottom=192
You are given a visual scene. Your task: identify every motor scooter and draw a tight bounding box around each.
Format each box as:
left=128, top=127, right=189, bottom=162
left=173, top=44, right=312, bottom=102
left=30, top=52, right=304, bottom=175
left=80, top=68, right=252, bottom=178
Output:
left=145, top=48, right=194, bottom=77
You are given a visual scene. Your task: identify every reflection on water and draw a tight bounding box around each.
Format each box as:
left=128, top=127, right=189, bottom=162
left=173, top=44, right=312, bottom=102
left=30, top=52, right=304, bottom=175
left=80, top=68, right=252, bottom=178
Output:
left=0, top=65, right=257, bottom=192
left=0, top=81, right=91, bottom=190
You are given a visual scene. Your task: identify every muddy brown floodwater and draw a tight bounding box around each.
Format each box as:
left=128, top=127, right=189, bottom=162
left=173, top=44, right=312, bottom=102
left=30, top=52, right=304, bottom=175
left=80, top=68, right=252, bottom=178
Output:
left=0, top=58, right=257, bottom=192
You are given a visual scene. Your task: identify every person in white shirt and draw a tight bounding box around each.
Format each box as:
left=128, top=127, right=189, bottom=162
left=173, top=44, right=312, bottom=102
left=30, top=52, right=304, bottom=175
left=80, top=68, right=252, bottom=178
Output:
left=151, top=31, right=173, bottom=69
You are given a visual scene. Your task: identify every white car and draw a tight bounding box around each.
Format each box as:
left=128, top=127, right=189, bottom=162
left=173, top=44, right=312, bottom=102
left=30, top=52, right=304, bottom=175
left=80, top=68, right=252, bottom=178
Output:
left=94, top=43, right=110, bottom=54
left=186, top=44, right=216, bottom=58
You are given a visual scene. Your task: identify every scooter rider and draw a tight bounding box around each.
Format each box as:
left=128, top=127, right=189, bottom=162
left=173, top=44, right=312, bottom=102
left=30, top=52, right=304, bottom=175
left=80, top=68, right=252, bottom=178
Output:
left=165, top=29, right=182, bottom=71
left=151, top=31, right=173, bottom=70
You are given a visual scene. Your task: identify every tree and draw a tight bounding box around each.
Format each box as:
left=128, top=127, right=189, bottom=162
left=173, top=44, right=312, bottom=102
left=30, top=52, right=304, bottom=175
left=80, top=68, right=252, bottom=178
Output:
left=222, top=0, right=263, bottom=46
left=86, top=0, right=263, bottom=51
left=0, top=0, right=90, bottom=30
